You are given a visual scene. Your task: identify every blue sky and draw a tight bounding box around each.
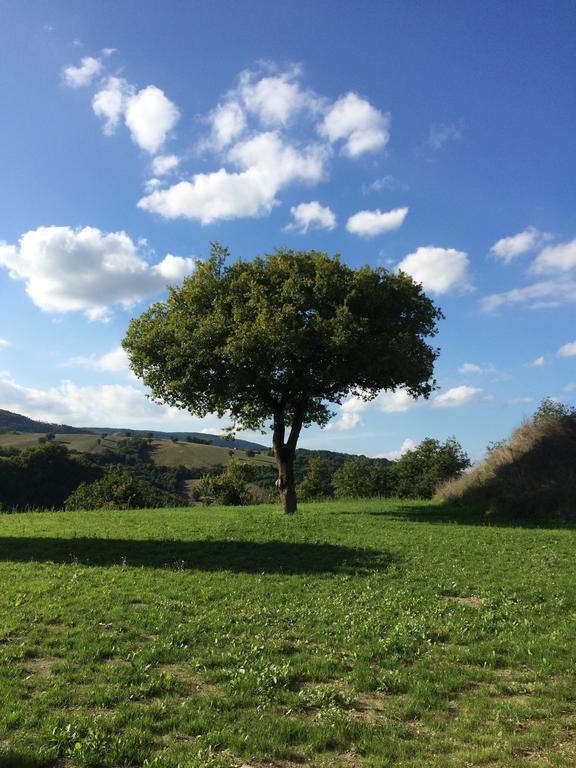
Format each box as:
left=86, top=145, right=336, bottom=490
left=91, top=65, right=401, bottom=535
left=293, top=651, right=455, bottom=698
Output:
left=1, top=0, right=575, bottom=460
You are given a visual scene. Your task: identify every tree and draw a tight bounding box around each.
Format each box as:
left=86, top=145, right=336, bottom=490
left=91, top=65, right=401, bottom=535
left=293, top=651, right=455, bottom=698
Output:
left=195, top=460, right=255, bottom=505
left=532, top=397, right=576, bottom=423
left=332, top=456, right=394, bottom=498
left=394, top=437, right=470, bottom=499
left=65, top=466, right=183, bottom=510
left=123, top=244, right=443, bottom=514
left=298, top=456, right=334, bottom=500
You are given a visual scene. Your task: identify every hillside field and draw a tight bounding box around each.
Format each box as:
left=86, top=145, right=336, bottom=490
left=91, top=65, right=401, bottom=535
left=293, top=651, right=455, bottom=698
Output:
left=0, top=500, right=575, bottom=767
left=0, top=432, right=276, bottom=471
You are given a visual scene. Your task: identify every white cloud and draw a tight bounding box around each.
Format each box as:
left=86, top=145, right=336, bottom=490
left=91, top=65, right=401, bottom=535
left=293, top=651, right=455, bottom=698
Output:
left=490, top=226, right=549, bottom=264
left=531, top=239, right=576, bottom=274
left=564, top=383, right=576, bottom=392
left=375, top=438, right=416, bottom=461
left=346, top=207, right=408, bottom=238
left=319, top=92, right=389, bottom=157
left=481, top=279, right=576, bottom=312
left=396, top=246, right=472, bottom=294
left=151, top=154, right=180, bottom=176
left=376, top=388, right=418, bottom=413
left=285, top=201, right=336, bottom=233
left=68, top=346, right=134, bottom=379
left=0, top=339, right=11, bottom=350
left=0, top=226, right=196, bottom=320
left=124, top=85, right=180, bottom=154
left=458, top=362, right=496, bottom=376
left=92, top=76, right=134, bottom=135
left=207, top=101, right=247, bottom=150
left=558, top=340, right=576, bottom=357
left=62, top=56, right=102, bottom=88
left=0, top=374, right=183, bottom=427
left=139, top=132, right=327, bottom=223
left=238, top=66, right=320, bottom=127
left=426, top=121, right=462, bottom=151
left=530, top=356, right=546, bottom=367
left=432, top=385, right=490, bottom=408
left=325, top=412, right=364, bottom=431
left=362, top=175, right=398, bottom=194
left=92, top=78, right=179, bottom=153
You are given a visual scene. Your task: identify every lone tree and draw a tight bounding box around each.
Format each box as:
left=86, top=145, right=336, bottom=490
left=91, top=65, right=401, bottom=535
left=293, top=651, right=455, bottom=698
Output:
left=123, top=244, right=443, bottom=514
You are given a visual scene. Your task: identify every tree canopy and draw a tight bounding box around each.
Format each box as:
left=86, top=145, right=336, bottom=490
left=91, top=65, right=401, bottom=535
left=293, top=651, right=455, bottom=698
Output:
left=123, top=244, right=443, bottom=513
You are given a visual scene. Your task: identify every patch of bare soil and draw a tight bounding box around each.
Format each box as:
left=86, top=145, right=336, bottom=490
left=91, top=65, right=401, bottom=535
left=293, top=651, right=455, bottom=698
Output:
left=24, top=656, right=61, bottom=678
left=444, top=595, right=486, bottom=608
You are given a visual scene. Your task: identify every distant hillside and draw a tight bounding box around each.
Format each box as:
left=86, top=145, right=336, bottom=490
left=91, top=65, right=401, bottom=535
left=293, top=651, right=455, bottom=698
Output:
left=0, top=409, right=268, bottom=452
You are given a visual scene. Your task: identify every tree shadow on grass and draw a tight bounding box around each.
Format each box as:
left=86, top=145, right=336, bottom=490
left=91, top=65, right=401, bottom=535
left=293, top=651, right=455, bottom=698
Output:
left=0, top=537, right=395, bottom=574
left=364, top=501, right=575, bottom=530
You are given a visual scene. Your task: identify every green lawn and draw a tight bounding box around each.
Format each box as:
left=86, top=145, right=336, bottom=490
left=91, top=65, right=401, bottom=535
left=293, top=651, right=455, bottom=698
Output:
left=0, top=499, right=574, bottom=767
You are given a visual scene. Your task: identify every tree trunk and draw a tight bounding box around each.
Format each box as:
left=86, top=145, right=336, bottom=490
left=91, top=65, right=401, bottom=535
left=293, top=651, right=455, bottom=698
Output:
left=275, top=451, right=297, bottom=515
left=272, top=401, right=305, bottom=515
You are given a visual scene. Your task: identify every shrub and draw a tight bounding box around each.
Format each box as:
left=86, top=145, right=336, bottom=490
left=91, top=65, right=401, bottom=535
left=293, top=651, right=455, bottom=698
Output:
left=394, top=437, right=470, bottom=499
left=332, top=456, right=394, bottom=498
left=298, top=456, right=334, bottom=500
left=195, top=460, right=255, bottom=505
left=65, top=466, right=184, bottom=510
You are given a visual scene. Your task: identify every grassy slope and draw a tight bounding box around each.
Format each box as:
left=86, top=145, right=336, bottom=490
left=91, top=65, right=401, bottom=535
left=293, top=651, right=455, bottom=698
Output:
left=0, top=433, right=275, bottom=470
left=0, top=499, right=574, bottom=768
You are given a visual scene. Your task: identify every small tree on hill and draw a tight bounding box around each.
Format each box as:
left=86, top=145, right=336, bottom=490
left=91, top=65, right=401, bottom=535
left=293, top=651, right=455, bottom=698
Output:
left=298, top=456, right=334, bottom=500
left=394, top=437, right=470, bottom=499
left=332, top=456, right=394, bottom=498
left=123, top=244, right=442, bottom=514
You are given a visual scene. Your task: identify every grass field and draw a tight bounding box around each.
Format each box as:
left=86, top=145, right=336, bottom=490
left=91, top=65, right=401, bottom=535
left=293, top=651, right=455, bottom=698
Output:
left=0, top=499, right=574, bottom=767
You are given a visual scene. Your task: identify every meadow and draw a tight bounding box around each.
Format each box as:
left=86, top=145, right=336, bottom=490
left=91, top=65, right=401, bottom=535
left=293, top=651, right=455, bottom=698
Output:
left=0, top=499, right=574, bottom=767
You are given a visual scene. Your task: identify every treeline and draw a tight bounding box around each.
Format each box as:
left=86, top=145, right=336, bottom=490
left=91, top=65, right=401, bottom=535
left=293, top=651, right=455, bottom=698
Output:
left=0, top=434, right=470, bottom=512
left=0, top=439, right=196, bottom=512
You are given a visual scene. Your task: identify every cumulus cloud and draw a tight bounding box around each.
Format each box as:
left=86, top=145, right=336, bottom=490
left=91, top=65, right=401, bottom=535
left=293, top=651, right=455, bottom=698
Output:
left=530, top=356, right=545, bottom=367
left=139, top=132, right=327, bottom=223
left=318, top=92, right=389, bottom=157
left=426, top=121, right=462, bottom=151
left=62, top=56, right=103, bottom=88
left=490, top=226, right=550, bottom=264
left=531, top=239, right=576, bottom=274
left=238, top=65, right=320, bottom=127
left=558, top=340, right=576, bottom=357
left=0, top=339, right=11, bottom=350
left=92, top=76, right=134, bottom=134
left=124, top=85, right=180, bottom=154
left=346, top=207, right=408, bottom=238
left=375, top=438, right=416, bottom=461
left=0, top=374, right=180, bottom=427
left=67, top=346, right=135, bottom=379
left=206, top=101, right=247, bottom=150
left=432, top=385, right=490, bottom=408
left=151, top=154, right=180, bottom=176
left=481, top=279, right=576, bottom=312
left=396, top=246, right=472, bottom=294
left=92, top=79, right=179, bottom=153
left=0, top=226, right=196, bottom=320
left=376, top=388, right=418, bottom=413
left=285, top=201, right=336, bottom=233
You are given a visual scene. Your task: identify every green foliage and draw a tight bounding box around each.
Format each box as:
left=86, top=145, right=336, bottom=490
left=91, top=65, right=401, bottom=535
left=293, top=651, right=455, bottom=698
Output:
left=123, top=244, right=442, bottom=432
left=0, top=443, right=99, bottom=510
left=532, top=397, right=576, bottom=423
left=395, top=437, right=471, bottom=499
left=332, top=455, right=394, bottom=498
left=297, top=456, right=334, bottom=500
left=123, top=244, right=443, bottom=513
left=65, top=466, right=184, bottom=510
left=195, top=460, right=256, bottom=505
